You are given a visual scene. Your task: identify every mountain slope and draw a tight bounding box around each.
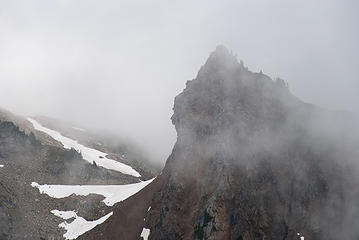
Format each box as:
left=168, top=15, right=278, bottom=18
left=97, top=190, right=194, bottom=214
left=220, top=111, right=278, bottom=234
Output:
left=2, top=46, right=359, bottom=240
left=31, top=116, right=159, bottom=178
left=0, top=110, right=157, bottom=239
left=140, top=46, right=359, bottom=240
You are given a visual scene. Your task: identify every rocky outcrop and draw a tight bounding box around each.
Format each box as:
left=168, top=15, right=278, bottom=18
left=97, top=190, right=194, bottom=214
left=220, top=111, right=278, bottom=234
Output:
left=145, top=46, right=359, bottom=240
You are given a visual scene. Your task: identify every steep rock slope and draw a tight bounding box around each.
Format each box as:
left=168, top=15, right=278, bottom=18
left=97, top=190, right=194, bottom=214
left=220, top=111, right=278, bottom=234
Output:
left=0, top=121, right=75, bottom=239
left=77, top=176, right=164, bottom=240
left=144, top=46, right=359, bottom=240
left=0, top=110, right=157, bottom=239
left=0, top=120, right=128, bottom=239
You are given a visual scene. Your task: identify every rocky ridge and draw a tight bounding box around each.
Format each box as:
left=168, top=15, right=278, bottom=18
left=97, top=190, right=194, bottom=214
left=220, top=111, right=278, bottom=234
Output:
left=143, top=46, right=359, bottom=240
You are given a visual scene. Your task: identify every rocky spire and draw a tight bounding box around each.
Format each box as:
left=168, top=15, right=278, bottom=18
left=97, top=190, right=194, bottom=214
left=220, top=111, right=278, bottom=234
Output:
left=147, top=46, right=359, bottom=240
left=197, top=45, right=243, bottom=81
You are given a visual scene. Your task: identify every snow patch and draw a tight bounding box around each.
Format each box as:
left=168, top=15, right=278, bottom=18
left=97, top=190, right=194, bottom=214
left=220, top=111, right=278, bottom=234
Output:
left=147, top=206, right=151, bottom=212
left=140, top=228, right=150, bottom=240
left=297, top=232, right=305, bottom=240
left=0, top=165, right=4, bottom=168
left=27, top=118, right=141, bottom=177
left=51, top=210, right=112, bottom=240
left=71, top=126, right=86, bottom=132
left=51, top=210, right=77, bottom=220
left=31, top=179, right=154, bottom=206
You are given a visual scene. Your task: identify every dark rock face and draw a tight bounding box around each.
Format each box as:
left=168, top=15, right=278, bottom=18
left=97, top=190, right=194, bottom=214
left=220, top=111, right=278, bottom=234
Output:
left=147, top=46, right=359, bottom=240
left=78, top=176, right=165, bottom=240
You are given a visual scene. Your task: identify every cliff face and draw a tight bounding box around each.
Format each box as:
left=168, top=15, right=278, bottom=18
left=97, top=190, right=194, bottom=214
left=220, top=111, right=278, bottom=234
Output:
left=146, top=46, right=359, bottom=240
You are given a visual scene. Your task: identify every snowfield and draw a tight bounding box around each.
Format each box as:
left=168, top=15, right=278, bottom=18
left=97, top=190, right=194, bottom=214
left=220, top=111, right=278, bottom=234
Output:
left=27, top=118, right=154, bottom=239
left=31, top=179, right=154, bottom=206
left=71, top=126, right=86, bottom=132
left=51, top=210, right=113, bottom=240
left=297, top=233, right=305, bottom=240
left=0, top=165, right=4, bottom=168
left=139, top=206, right=151, bottom=239
left=27, top=118, right=141, bottom=177
left=140, top=228, right=150, bottom=240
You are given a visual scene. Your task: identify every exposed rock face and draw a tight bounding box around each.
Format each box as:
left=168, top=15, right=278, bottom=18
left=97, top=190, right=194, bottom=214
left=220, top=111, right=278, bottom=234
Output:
left=78, top=176, right=164, bottom=240
left=146, top=46, right=359, bottom=240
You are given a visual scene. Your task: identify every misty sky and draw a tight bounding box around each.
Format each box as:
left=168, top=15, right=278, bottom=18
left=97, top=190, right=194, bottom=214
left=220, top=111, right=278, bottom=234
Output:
left=0, top=0, right=358, bottom=163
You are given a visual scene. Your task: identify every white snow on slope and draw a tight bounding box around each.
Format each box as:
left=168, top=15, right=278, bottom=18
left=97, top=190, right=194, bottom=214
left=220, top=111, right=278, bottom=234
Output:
left=27, top=118, right=141, bottom=177
left=297, top=233, right=305, bottom=240
left=51, top=210, right=113, bottom=240
left=0, top=165, right=3, bottom=168
left=140, top=228, right=150, bottom=240
left=31, top=179, right=154, bottom=206
left=52, top=210, right=78, bottom=220
left=71, top=126, right=86, bottom=132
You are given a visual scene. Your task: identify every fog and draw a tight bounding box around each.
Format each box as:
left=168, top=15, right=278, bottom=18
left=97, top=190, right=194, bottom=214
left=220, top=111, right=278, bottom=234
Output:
left=0, top=0, right=358, bottom=164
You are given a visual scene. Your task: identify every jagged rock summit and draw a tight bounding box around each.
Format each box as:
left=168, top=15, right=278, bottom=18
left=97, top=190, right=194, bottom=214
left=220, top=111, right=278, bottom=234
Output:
left=81, top=46, right=359, bottom=240
left=144, top=46, right=359, bottom=240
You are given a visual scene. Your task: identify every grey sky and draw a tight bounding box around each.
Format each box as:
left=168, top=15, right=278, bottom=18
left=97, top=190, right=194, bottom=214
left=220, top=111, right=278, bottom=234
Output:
left=0, top=0, right=358, bottom=163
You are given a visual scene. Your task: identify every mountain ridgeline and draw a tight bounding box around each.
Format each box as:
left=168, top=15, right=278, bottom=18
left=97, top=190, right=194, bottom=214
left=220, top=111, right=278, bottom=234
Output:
left=2, top=46, right=358, bottom=240
left=0, top=110, right=158, bottom=239
left=144, top=46, right=359, bottom=240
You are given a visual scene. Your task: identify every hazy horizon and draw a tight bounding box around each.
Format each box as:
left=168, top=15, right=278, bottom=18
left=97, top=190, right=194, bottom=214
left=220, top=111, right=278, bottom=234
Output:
left=1, top=0, right=358, bottom=164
